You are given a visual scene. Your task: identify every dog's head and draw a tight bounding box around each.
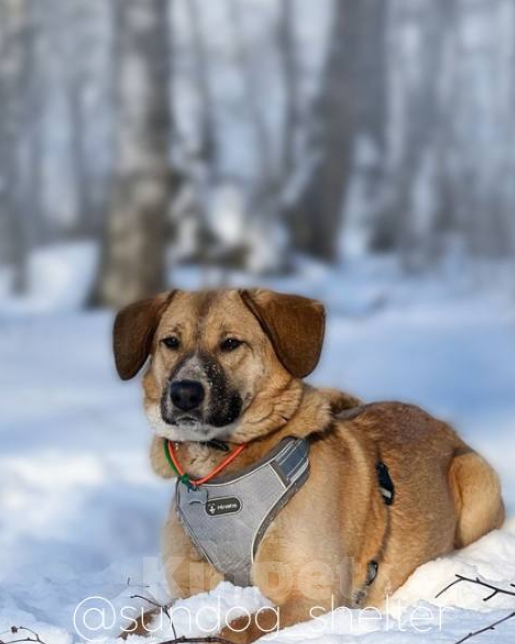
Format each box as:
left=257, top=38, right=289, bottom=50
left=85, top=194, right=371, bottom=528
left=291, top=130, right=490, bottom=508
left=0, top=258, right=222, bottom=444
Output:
left=113, top=289, right=325, bottom=443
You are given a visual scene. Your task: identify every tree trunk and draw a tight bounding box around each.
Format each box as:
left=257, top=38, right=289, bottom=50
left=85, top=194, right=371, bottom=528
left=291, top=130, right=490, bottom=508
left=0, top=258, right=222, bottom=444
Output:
left=278, top=0, right=300, bottom=183
left=66, top=5, right=94, bottom=240
left=286, top=0, right=363, bottom=262
left=97, top=0, right=172, bottom=308
left=228, top=0, right=275, bottom=186
left=0, top=0, right=37, bottom=292
left=185, top=0, right=217, bottom=168
left=370, top=0, right=451, bottom=268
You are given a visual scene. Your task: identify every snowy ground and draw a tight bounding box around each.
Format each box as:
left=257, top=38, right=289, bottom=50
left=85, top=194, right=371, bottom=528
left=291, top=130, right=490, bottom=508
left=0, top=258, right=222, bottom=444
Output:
left=1, top=258, right=515, bottom=643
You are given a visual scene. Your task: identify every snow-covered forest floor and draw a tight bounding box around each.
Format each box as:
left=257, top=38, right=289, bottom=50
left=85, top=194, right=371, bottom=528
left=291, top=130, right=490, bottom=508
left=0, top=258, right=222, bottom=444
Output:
left=1, top=257, right=515, bottom=643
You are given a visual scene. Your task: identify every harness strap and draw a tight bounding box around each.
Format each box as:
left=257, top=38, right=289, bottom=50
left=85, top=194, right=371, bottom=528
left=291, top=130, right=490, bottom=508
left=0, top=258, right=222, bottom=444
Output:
left=377, top=461, right=395, bottom=506
left=171, top=432, right=396, bottom=591
left=362, top=460, right=395, bottom=595
left=174, top=437, right=310, bottom=587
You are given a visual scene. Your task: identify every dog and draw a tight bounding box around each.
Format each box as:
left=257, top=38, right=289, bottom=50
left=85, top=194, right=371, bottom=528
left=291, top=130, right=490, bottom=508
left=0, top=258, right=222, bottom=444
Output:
left=113, top=288, right=504, bottom=642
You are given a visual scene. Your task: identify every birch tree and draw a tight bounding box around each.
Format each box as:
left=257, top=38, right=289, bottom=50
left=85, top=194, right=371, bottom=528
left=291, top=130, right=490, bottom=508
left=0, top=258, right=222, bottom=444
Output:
left=286, top=0, right=366, bottom=261
left=0, top=0, right=31, bottom=292
left=97, top=0, right=172, bottom=308
left=185, top=0, right=217, bottom=168
left=371, top=0, right=451, bottom=269
left=278, top=0, right=300, bottom=183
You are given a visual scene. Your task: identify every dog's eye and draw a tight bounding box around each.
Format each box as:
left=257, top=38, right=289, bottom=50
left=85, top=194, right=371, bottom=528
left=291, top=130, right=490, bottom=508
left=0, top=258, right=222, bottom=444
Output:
left=162, top=336, right=180, bottom=350
left=220, top=338, right=243, bottom=352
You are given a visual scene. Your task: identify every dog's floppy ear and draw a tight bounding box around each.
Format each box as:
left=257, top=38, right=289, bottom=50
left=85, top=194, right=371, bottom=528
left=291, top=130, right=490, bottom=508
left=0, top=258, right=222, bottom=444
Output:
left=113, top=290, right=177, bottom=380
left=239, top=288, right=325, bottom=378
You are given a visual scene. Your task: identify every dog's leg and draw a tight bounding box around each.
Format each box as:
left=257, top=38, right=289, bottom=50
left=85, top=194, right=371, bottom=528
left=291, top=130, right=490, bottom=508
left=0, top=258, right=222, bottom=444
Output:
left=450, top=448, right=505, bottom=548
left=218, top=542, right=350, bottom=644
left=219, top=595, right=336, bottom=644
left=120, top=608, right=167, bottom=639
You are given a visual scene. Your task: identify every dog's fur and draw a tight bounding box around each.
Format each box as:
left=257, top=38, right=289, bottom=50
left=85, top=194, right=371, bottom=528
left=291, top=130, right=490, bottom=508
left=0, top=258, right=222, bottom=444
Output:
left=114, top=288, right=504, bottom=642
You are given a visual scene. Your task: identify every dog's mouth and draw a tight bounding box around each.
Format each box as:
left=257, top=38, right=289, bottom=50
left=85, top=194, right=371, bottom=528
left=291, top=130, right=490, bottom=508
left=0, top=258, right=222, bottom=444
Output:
left=172, top=414, right=202, bottom=428
left=157, top=408, right=240, bottom=444
left=159, top=390, right=243, bottom=441
left=163, top=404, right=242, bottom=428
left=175, top=415, right=198, bottom=425
left=164, top=408, right=204, bottom=428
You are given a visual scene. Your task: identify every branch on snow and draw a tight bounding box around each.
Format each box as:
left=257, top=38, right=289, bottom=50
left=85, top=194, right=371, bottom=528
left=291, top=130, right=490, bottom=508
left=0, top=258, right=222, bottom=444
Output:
left=125, top=583, right=238, bottom=644
left=0, top=626, right=239, bottom=644
left=435, top=573, right=515, bottom=602
left=453, top=611, right=515, bottom=644
left=0, top=626, right=50, bottom=644
left=436, top=574, right=515, bottom=644
left=156, top=639, right=239, bottom=644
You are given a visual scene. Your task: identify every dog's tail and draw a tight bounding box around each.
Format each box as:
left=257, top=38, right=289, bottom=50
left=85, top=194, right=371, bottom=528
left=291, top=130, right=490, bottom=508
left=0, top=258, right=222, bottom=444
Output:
left=449, top=445, right=505, bottom=548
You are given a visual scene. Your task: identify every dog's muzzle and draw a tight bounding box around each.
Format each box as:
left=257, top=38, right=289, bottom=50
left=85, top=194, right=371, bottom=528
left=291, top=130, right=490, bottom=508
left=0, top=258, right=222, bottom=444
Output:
left=160, top=353, right=243, bottom=432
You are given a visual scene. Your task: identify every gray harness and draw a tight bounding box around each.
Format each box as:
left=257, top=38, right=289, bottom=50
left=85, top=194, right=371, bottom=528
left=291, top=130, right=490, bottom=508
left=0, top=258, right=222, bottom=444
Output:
left=174, top=437, right=309, bottom=587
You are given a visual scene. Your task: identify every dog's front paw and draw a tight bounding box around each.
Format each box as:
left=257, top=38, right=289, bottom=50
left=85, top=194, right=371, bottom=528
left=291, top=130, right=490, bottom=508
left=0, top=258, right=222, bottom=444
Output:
left=119, top=607, right=169, bottom=639
left=219, top=608, right=278, bottom=644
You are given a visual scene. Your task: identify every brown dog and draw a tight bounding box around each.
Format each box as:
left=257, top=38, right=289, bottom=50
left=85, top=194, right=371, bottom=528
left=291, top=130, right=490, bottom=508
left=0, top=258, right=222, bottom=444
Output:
left=113, top=288, right=504, bottom=642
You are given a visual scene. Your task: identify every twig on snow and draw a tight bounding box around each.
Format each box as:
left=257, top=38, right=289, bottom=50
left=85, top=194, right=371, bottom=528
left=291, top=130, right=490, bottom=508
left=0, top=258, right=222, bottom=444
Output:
left=0, top=626, right=50, bottom=644
left=0, top=626, right=239, bottom=644
left=454, top=610, right=515, bottom=644
left=125, top=576, right=177, bottom=637
left=435, top=574, right=515, bottom=602
left=129, top=593, right=177, bottom=639
left=156, top=638, right=238, bottom=644
left=437, top=575, right=515, bottom=643
left=126, top=576, right=150, bottom=589
left=130, top=593, right=172, bottom=618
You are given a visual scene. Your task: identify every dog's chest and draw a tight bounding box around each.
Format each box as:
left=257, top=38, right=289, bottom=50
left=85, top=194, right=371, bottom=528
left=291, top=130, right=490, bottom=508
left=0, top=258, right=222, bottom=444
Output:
left=174, top=437, right=309, bottom=587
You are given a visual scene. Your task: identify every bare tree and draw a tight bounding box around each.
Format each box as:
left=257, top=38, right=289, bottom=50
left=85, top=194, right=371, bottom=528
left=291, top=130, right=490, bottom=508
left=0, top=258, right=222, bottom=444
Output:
left=60, top=0, right=117, bottom=242
left=354, top=0, right=387, bottom=155
left=0, top=2, right=19, bottom=271
left=227, top=0, right=275, bottom=187
left=278, top=0, right=300, bottom=183
left=20, top=0, right=45, bottom=245
left=448, top=0, right=515, bottom=258
left=185, top=0, right=217, bottom=169
left=97, top=0, right=173, bottom=308
left=286, top=0, right=365, bottom=261
left=62, top=0, right=97, bottom=239
left=371, top=0, right=453, bottom=268
left=0, top=0, right=32, bottom=292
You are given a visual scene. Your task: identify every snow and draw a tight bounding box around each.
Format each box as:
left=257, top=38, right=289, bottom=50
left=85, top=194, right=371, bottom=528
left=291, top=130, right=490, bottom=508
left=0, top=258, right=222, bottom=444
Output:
left=1, top=258, right=515, bottom=643
left=0, top=243, right=99, bottom=316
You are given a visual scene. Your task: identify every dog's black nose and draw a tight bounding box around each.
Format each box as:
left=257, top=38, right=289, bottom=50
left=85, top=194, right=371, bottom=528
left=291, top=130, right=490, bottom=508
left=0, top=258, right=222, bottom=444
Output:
left=170, top=380, right=205, bottom=412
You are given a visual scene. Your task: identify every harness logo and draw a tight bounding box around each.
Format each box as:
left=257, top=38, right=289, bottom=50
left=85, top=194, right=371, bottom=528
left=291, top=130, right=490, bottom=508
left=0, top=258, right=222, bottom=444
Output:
left=205, top=496, right=242, bottom=516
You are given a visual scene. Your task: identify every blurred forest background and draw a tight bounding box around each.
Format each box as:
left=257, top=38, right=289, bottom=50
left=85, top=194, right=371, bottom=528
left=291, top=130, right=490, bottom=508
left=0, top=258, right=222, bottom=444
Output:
left=1, top=0, right=515, bottom=310
left=1, top=3, right=515, bottom=628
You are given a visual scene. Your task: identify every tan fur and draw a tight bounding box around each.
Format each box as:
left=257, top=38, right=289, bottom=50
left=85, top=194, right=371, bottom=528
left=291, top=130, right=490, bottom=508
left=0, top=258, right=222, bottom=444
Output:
left=449, top=448, right=505, bottom=548
left=113, top=289, right=504, bottom=643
